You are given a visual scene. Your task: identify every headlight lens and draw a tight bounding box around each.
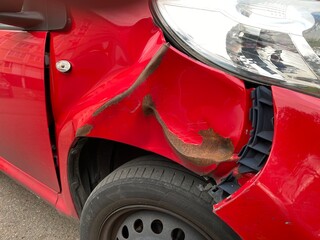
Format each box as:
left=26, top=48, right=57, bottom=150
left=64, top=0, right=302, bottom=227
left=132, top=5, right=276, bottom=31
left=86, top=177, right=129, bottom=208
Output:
left=151, top=0, right=320, bottom=97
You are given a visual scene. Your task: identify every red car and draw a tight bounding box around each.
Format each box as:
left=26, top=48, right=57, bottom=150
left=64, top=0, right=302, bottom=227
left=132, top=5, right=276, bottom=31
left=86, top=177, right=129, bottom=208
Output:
left=0, top=0, right=320, bottom=239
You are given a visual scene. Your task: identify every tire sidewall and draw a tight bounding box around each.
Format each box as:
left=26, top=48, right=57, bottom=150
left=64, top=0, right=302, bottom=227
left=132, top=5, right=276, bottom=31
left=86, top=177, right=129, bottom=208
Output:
left=81, top=177, right=235, bottom=240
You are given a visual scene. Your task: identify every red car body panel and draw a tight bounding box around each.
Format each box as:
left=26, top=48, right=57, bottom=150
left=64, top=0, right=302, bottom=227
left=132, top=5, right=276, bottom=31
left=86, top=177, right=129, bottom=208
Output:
left=0, top=31, right=60, bottom=192
left=0, top=1, right=319, bottom=239
left=55, top=44, right=251, bottom=215
left=215, top=86, right=320, bottom=239
left=0, top=156, right=58, bottom=207
left=71, top=45, right=250, bottom=173
left=49, top=6, right=251, bottom=217
left=50, top=6, right=168, bottom=216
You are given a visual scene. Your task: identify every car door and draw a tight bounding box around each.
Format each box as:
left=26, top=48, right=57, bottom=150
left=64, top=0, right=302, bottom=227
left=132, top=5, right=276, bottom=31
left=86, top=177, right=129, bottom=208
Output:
left=0, top=0, right=67, bottom=192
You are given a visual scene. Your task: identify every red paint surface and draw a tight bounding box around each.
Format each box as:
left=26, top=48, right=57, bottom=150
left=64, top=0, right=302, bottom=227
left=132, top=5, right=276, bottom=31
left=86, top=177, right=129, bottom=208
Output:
left=1, top=2, right=318, bottom=239
left=0, top=31, right=60, bottom=192
left=215, top=86, right=320, bottom=239
left=83, top=46, right=249, bottom=173
left=50, top=3, right=250, bottom=217
left=50, top=2, right=167, bottom=216
left=0, top=0, right=252, bottom=220
left=0, top=156, right=57, bottom=207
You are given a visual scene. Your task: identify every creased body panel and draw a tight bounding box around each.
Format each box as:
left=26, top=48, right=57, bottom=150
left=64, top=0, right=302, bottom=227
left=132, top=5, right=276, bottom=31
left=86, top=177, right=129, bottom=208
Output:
left=83, top=46, right=250, bottom=175
left=50, top=2, right=166, bottom=216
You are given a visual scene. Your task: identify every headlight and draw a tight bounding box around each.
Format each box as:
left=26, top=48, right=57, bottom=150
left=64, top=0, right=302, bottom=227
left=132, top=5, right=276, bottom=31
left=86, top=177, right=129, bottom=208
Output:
left=151, top=0, right=320, bottom=97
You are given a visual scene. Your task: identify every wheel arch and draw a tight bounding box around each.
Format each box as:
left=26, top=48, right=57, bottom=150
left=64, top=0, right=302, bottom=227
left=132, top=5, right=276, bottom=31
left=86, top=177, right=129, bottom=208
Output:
left=67, top=137, right=153, bottom=216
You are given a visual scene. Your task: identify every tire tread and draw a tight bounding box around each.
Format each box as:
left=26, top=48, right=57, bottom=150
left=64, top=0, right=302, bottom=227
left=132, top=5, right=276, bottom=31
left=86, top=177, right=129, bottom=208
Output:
left=91, top=156, right=214, bottom=205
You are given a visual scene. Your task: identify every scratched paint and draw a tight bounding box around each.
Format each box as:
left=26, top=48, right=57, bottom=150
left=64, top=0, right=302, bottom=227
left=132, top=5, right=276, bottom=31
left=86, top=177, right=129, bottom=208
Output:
left=76, top=124, right=93, bottom=137
left=65, top=43, right=248, bottom=176
left=93, top=43, right=170, bottom=117
left=142, top=95, right=234, bottom=166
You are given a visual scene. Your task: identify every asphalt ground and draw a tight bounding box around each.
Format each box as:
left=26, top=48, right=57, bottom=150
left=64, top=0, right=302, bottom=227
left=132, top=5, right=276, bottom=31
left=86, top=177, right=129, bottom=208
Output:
left=0, top=172, right=79, bottom=240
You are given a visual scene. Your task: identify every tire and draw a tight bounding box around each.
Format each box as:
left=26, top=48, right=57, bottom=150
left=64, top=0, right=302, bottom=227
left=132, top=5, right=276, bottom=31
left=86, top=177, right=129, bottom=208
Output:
left=80, top=156, right=239, bottom=240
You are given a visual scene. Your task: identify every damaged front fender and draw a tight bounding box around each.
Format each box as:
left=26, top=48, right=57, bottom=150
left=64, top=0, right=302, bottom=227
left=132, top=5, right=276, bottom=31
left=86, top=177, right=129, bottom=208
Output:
left=51, top=6, right=251, bottom=190
left=72, top=45, right=251, bottom=175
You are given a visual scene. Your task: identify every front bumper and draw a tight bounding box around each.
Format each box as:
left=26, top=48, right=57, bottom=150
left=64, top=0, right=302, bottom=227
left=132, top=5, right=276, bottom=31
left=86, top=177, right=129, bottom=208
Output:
left=214, top=86, right=320, bottom=239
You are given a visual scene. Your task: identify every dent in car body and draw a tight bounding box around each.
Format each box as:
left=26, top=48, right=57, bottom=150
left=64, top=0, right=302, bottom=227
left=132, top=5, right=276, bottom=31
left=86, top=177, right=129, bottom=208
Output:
left=93, top=43, right=170, bottom=117
left=49, top=0, right=250, bottom=217
left=143, top=95, right=234, bottom=166
left=64, top=43, right=249, bottom=175
left=90, top=41, right=235, bottom=167
left=51, top=4, right=169, bottom=216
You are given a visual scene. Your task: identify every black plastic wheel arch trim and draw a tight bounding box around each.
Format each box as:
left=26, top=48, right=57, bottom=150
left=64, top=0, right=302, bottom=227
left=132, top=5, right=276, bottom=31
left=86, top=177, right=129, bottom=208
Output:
left=215, top=86, right=274, bottom=199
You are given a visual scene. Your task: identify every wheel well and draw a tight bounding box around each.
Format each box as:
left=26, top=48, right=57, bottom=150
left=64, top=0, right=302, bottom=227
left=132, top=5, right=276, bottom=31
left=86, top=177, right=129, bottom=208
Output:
left=68, top=137, right=152, bottom=216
